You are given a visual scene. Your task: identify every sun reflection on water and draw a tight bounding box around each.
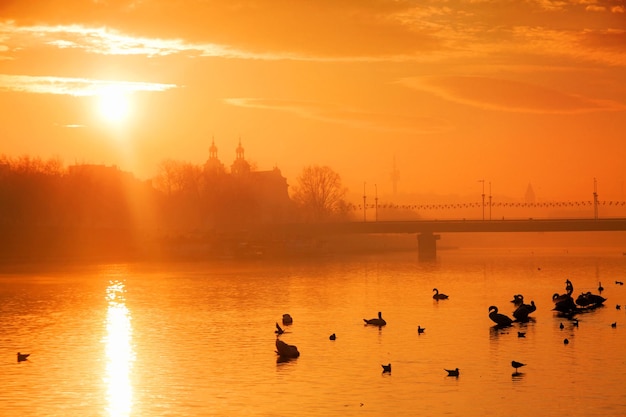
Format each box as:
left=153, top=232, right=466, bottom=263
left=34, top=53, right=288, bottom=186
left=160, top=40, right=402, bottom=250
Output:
left=104, top=280, right=135, bottom=417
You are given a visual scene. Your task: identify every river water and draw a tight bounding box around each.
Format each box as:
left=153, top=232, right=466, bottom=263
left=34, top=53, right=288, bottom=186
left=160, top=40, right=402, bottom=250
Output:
left=1, top=245, right=625, bottom=417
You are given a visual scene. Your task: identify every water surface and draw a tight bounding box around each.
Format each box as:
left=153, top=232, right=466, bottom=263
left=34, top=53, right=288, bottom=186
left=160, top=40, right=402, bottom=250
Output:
left=1, top=247, right=625, bottom=416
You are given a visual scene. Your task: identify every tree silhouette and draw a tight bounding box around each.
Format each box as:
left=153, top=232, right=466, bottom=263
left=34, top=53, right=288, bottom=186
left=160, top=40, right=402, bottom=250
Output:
left=291, top=165, right=348, bottom=221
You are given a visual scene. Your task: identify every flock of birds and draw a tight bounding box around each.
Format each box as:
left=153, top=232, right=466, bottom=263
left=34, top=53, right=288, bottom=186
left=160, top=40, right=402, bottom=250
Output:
left=274, top=281, right=623, bottom=377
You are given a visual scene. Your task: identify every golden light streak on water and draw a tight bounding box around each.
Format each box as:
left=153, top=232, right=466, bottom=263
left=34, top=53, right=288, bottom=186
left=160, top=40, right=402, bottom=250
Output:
left=104, top=280, right=135, bottom=417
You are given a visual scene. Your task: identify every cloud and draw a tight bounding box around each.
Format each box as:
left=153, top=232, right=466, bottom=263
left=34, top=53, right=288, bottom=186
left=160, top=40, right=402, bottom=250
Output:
left=0, top=74, right=176, bottom=96
left=225, top=98, right=453, bottom=134
left=399, top=75, right=626, bottom=114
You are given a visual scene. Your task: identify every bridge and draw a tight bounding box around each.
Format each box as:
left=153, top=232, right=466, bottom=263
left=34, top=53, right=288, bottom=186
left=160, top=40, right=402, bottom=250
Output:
left=271, top=218, right=626, bottom=260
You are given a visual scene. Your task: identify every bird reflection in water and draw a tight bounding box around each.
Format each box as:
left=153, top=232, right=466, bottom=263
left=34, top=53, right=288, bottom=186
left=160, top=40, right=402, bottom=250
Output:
left=104, top=280, right=135, bottom=417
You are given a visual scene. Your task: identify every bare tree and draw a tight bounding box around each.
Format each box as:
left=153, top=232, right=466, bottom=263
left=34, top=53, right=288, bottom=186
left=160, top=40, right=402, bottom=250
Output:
left=291, top=165, right=348, bottom=221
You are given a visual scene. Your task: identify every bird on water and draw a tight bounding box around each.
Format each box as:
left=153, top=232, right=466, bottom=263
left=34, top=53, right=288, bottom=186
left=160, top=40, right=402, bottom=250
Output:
left=512, top=360, right=526, bottom=374
left=488, top=306, right=513, bottom=327
left=445, top=368, right=460, bottom=377
left=417, top=326, right=425, bottom=334
left=364, top=311, right=387, bottom=326
left=381, top=363, right=392, bottom=373
left=433, top=288, right=449, bottom=300
left=17, top=352, right=30, bottom=362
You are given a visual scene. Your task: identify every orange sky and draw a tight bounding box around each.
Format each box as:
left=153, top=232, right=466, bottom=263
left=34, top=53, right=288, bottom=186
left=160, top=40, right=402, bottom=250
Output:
left=1, top=0, right=625, bottom=205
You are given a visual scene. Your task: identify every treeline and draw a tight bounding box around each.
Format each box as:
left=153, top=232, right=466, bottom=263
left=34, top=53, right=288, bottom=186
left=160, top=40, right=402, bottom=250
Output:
left=0, top=155, right=353, bottom=262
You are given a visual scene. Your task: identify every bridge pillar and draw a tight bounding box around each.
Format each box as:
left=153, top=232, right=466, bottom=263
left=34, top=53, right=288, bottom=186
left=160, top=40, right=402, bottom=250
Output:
left=417, top=232, right=440, bottom=261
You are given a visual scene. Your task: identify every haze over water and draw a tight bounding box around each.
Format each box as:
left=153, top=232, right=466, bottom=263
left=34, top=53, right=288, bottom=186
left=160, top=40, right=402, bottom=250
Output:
left=1, top=241, right=625, bottom=417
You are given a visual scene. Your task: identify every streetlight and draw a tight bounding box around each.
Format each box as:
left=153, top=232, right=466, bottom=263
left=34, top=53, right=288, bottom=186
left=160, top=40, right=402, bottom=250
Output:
left=489, top=181, right=492, bottom=220
left=478, top=179, right=485, bottom=220
left=363, top=182, right=367, bottom=222
left=593, top=178, right=598, bottom=220
left=375, top=184, right=378, bottom=222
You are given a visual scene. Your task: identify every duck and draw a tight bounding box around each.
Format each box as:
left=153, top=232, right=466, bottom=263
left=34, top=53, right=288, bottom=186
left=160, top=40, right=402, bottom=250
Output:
left=444, top=368, right=460, bottom=377
left=517, top=331, right=526, bottom=338
left=433, top=288, right=449, bottom=300
left=513, top=300, right=536, bottom=321
left=282, top=314, right=293, bottom=325
left=363, top=311, right=387, bottom=326
left=488, top=305, right=513, bottom=327
left=511, top=360, right=526, bottom=374
left=417, top=326, right=425, bottom=334
left=275, top=339, right=300, bottom=359
left=17, top=352, right=30, bottom=362
left=329, top=333, right=336, bottom=341
left=381, top=363, right=392, bottom=373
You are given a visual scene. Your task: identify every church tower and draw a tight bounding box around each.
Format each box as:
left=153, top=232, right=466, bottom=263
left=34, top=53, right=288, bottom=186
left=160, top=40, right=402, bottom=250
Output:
left=231, top=138, right=251, bottom=176
left=204, top=136, right=225, bottom=174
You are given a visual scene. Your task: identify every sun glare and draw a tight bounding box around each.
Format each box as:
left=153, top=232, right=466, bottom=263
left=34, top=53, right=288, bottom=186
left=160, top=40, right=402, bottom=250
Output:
left=98, top=87, right=131, bottom=124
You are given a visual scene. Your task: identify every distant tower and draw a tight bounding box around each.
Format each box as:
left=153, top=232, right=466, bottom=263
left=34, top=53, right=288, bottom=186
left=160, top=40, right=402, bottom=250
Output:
left=525, top=183, right=536, bottom=204
left=204, top=136, right=225, bottom=174
left=390, top=156, right=400, bottom=195
left=231, top=137, right=251, bottom=176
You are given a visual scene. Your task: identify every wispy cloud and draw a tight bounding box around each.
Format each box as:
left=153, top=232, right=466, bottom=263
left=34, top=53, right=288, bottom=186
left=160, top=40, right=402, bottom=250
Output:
left=399, top=75, right=626, bottom=114
left=225, top=98, right=453, bottom=134
left=0, top=74, right=176, bottom=96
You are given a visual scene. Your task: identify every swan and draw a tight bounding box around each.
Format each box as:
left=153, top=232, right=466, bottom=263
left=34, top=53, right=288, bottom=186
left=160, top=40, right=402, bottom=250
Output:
left=433, top=288, right=449, bottom=300
left=275, top=339, right=300, bottom=358
left=576, top=292, right=606, bottom=308
left=513, top=300, right=536, bottom=321
left=553, top=292, right=577, bottom=313
left=488, top=305, right=513, bottom=327
left=363, top=311, right=386, bottom=326
left=511, top=294, right=524, bottom=306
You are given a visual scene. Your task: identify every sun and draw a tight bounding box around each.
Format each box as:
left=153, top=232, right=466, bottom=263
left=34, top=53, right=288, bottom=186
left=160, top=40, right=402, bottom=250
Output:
left=97, top=86, right=131, bottom=125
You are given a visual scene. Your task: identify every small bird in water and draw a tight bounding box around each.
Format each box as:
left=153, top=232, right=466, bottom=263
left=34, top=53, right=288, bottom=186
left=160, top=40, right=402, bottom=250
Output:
left=511, top=360, right=526, bottom=374
left=517, top=331, right=526, bottom=338
left=559, top=322, right=564, bottom=330
left=381, top=363, right=392, bottom=373
left=598, top=282, right=604, bottom=293
left=17, top=352, right=30, bottom=362
left=617, top=304, right=621, bottom=310
left=417, top=326, right=425, bottom=334
left=444, top=368, right=460, bottom=377
left=611, top=322, right=617, bottom=328
left=615, top=280, right=624, bottom=285
left=564, top=338, right=569, bottom=345
left=329, top=333, right=336, bottom=340
left=275, top=322, right=285, bottom=335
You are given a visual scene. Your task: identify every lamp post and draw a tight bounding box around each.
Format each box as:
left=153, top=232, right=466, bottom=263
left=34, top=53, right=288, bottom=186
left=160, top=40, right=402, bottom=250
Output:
left=489, top=181, right=492, bottom=220
left=479, top=179, right=485, bottom=220
left=363, top=182, right=367, bottom=222
left=375, top=184, right=378, bottom=222
left=593, top=178, right=598, bottom=220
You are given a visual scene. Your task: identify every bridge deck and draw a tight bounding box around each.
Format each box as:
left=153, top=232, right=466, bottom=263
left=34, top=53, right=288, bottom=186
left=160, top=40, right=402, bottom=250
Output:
left=274, top=218, right=626, bottom=235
